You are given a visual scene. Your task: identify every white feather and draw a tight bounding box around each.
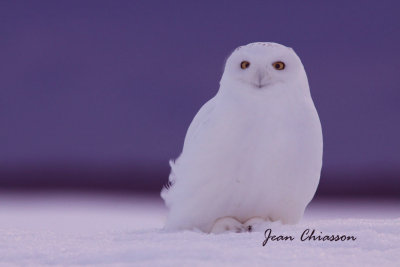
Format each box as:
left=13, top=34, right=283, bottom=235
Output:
left=162, top=42, right=323, bottom=233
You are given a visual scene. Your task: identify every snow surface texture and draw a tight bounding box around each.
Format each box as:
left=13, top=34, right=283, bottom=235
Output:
left=0, top=193, right=399, bottom=266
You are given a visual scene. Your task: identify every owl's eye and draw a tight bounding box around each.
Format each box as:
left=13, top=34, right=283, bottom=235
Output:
left=240, top=61, right=250, bottom=69
left=272, top=61, right=285, bottom=70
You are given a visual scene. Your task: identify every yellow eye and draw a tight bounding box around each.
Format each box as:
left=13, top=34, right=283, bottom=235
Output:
left=272, top=61, right=285, bottom=70
left=240, top=61, right=250, bottom=69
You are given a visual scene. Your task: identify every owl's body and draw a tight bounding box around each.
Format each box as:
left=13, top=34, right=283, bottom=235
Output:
left=162, top=42, right=322, bottom=233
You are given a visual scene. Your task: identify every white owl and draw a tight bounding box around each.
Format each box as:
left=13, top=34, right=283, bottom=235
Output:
left=161, top=42, right=323, bottom=233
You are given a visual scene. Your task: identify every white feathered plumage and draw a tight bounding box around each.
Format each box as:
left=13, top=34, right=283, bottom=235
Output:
left=161, top=42, right=323, bottom=233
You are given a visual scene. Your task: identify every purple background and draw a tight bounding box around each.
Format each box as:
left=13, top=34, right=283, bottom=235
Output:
left=1, top=1, right=399, bottom=197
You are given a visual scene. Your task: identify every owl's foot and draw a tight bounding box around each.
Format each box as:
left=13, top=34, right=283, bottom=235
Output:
left=210, top=217, right=245, bottom=234
left=244, top=217, right=266, bottom=232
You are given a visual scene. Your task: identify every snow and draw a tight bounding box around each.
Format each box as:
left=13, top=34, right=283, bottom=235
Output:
left=0, top=193, right=399, bottom=266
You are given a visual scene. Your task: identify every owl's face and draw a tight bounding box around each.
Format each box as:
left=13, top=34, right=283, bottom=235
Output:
left=222, top=43, right=304, bottom=90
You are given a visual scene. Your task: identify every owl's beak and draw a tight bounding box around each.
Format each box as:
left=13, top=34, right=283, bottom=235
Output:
left=255, top=71, right=270, bottom=88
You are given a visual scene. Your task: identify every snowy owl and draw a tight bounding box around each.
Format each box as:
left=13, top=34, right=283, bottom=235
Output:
left=161, top=42, right=323, bottom=233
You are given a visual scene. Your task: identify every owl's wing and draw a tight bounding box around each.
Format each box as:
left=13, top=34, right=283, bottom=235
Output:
left=182, top=96, right=217, bottom=149
left=161, top=96, right=217, bottom=202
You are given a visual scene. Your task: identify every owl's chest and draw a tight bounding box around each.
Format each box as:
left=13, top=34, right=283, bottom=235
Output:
left=200, top=101, right=319, bottom=178
left=210, top=103, right=306, bottom=151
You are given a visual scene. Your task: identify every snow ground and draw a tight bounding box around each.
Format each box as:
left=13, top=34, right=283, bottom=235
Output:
left=0, top=193, right=399, bottom=266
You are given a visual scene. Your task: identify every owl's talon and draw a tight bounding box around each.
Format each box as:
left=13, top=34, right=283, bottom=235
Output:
left=211, top=217, right=244, bottom=234
left=235, top=226, right=244, bottom=233
left=244, top=217, right=266, bottom=232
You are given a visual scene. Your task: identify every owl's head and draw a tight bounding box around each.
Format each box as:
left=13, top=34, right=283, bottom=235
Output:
left=221, top=42, right=307, bottom=91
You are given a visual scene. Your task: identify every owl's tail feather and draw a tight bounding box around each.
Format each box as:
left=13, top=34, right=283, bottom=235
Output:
left=160, top=159, right=177, bottom=204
